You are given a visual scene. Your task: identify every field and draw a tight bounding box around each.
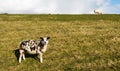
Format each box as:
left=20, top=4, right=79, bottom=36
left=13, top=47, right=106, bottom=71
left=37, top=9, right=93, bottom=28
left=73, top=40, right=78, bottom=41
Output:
left=0, top=14, right=120, bottom=71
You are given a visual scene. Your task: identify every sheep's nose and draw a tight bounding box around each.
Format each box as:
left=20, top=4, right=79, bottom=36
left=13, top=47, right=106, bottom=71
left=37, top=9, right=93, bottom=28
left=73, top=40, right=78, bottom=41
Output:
left=41, top=41, right=46, bottom=45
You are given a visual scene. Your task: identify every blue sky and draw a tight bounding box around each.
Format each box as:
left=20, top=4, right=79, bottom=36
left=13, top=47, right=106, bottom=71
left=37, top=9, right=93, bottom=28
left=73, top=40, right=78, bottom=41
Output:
left=0, top=0, right=120, bottom=14
left=110, top=0, right=120, bottom=5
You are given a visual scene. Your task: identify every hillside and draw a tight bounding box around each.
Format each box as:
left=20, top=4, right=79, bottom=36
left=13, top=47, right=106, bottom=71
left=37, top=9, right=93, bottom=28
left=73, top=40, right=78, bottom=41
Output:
left=0, top=14, right=120, bottom=71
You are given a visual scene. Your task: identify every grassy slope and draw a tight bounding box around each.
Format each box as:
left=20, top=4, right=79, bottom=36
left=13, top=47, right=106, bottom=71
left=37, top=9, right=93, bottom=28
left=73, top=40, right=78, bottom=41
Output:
left=0, top=14, right=120, bottom=71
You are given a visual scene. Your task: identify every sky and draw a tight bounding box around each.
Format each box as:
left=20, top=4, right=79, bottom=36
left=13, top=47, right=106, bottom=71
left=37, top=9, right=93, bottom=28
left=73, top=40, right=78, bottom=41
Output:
left=0, top=0, right=120, bottom=14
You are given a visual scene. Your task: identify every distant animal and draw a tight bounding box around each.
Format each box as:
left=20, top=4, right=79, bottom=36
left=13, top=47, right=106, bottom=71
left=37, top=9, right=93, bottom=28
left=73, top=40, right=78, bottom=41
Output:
left=18, top=37, right=50, bottom=63
left=94, top=9, right=102, bottom=14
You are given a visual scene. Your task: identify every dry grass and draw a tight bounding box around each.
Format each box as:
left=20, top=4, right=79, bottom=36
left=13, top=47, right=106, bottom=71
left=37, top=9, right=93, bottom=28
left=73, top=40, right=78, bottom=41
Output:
left=0, top=14, right=120, bottom=71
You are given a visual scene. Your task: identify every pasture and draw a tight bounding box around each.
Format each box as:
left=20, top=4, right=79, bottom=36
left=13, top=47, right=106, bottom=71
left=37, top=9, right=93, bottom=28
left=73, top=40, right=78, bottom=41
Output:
left=0, top=14, right=120, bottom=71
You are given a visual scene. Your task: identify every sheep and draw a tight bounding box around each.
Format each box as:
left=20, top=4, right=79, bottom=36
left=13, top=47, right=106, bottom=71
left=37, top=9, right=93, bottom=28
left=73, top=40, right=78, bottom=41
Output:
left=19, top=37, right=50, bottom=63
left=94, top=9, right=102, bottom=14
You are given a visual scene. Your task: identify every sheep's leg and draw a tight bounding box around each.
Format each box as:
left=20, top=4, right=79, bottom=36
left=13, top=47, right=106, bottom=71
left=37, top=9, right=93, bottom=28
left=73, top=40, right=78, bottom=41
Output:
left=40, top=53, right=43, bottom=63
left=37, top=50, right=43, bottom=63
left=19, top=49, right=24, bottom=63
left=22, top=52, right=25, bottom=60
left=19, top=54, right=22, bottom=63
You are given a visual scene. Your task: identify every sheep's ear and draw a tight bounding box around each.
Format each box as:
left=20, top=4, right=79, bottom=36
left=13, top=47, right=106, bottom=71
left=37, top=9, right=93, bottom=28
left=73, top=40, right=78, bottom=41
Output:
left=47, top=37, right=50, bottom=40
left=40, top=37, right=43, bottom=40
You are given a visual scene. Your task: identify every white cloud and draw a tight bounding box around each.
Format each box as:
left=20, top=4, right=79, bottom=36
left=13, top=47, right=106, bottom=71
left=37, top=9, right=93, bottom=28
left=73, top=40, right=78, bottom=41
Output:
left=0, top=0, right=119, bottom=14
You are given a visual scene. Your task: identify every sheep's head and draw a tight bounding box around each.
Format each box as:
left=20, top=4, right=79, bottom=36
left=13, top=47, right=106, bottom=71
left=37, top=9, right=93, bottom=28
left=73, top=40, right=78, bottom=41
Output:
left=40, top=37, right=50, bottom=47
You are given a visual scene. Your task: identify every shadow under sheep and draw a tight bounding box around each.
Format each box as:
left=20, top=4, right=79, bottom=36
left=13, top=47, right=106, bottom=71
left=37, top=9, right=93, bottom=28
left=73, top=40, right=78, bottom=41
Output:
left=13, top=49, right=39, bottom=62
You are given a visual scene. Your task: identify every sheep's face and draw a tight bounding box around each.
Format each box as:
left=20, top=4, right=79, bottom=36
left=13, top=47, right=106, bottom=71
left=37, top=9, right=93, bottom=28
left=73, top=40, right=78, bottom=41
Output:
left=40, top=37, right=50, bottom=46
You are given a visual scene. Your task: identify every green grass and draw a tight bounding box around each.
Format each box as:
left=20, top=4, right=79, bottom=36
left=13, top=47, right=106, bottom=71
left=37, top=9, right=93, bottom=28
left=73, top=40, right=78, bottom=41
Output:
left=0, top=14, right=120, bottom=71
